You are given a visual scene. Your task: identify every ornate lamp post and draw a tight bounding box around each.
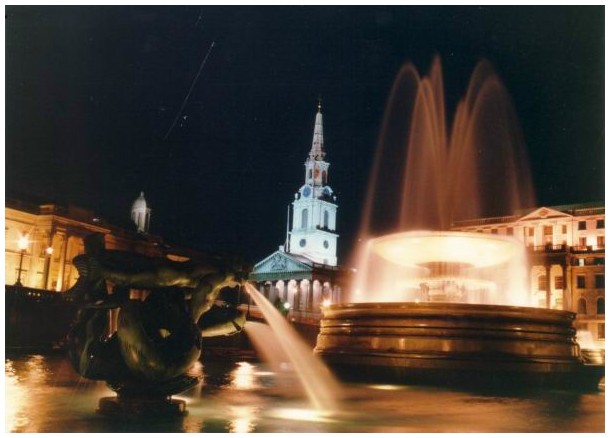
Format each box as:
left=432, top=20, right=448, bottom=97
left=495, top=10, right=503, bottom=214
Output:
left=15, top=235, right=29, bottom=287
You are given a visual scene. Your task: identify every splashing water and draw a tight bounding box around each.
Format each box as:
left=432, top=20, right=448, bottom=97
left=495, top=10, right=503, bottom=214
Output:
left=243, top=283, right=342, bottom=413
left=350, top=56, right=535, bottom=306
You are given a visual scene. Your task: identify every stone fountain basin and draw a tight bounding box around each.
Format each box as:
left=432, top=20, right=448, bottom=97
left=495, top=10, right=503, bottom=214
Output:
left=314, top=302, right=603, bottom=390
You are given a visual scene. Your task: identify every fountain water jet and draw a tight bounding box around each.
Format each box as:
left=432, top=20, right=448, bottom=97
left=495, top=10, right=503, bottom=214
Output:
left=314, top=56, right=603, bottom=389
left=243, top=283, right=342, bottom=413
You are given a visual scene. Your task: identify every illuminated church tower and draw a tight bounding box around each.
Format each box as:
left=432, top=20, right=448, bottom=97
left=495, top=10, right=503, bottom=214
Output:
left=287, top=102, right=338, bottom=266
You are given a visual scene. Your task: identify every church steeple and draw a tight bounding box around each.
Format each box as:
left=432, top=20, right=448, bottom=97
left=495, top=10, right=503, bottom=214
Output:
left=309, top=99, right=325, bottom=160
left=287, top=101, right=338, bottom=266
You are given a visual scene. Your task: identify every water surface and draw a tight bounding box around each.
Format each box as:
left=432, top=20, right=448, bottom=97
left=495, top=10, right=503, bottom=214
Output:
left=5, top=354, right=604, bottom=433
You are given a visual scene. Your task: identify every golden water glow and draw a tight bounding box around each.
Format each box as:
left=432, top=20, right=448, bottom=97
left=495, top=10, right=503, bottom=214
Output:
left=371, top=231, right=520, bottom=268
left=367, top=384, right=404, bottom=391
left=269, top=408, right=337, bottom=423
left=228, top=405, right=259, bottom=433
left=5, top=360, right=29, bottom=432
left=229, top=362, right=259, bottom=390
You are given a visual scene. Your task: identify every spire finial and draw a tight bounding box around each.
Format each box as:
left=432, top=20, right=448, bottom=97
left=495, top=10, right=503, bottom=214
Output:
left=309, top=99, right=325, bottom=160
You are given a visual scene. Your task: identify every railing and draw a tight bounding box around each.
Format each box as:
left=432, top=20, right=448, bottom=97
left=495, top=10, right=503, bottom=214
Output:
left=571, top=245, right=595, bottom=253
left=531, top=244, right=567, bottom=253
left=528, top=244, right=605, bottom=254
left=452, top=215, right=517, bottom=227
left=5, top=285, right=70, bottom=303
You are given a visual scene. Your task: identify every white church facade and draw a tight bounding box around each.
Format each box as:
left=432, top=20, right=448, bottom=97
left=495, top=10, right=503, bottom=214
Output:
left=249, top=103, right=347, bottom=324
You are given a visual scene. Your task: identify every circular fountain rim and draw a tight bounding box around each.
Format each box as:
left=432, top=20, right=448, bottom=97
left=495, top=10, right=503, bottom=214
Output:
left=369, top=230, right=523, bottom=269
left=322, top=301, right=576, bottom=323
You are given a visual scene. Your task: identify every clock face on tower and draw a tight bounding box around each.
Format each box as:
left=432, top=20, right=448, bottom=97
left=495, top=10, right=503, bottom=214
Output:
left=303, top=186, right=311, bottom=197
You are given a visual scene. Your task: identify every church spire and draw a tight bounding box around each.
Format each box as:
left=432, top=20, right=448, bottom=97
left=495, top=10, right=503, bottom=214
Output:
left=309, top=99, right=325, bottom=160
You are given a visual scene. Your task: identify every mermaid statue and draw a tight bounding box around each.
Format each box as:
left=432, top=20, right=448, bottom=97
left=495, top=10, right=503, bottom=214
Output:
left=65, top=233, right=249, bottom=416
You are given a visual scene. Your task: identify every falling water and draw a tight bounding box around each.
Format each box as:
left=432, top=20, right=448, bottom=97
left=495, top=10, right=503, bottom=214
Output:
left=243, top=282, right=342, bottom=413
left=360, top=56, right=534, bottom=235
left=350, top=57, right=535, bottom=305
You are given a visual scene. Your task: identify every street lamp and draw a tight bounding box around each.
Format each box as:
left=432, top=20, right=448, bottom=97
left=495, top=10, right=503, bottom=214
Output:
left=15, top=235, right=29, bottom=287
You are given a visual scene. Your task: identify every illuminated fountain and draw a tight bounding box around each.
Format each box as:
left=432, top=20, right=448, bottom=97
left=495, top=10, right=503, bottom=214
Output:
left=314, top=57, right=604, bottom=389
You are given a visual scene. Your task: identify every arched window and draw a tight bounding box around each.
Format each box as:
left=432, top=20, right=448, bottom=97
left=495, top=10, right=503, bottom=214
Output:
left=324, top=210, right=329, bottom=229
left=322, top=170, right=327, bottom=184
left=578, top=298, right=587, bottom=314
left=597, top=298, right=605, bottom=315
left=301, top=208, right=308, bottom=229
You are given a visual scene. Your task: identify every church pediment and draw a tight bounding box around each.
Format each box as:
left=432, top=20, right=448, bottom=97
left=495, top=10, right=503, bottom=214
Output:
left=250, top=251, right=313, bottom=281
left=517, top=207, right=572, bottom=222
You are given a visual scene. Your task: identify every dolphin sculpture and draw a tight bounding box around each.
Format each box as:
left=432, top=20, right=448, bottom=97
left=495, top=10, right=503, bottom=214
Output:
left=65, top=233, right=248, bottom=392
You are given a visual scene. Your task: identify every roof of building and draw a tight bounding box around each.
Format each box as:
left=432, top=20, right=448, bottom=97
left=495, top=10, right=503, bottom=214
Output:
left=452, top=201, right=605, bottom=228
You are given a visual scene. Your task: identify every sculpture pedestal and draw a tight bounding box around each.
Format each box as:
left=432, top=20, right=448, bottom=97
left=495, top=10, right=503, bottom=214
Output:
left=97, top=396, right=187, bottom=418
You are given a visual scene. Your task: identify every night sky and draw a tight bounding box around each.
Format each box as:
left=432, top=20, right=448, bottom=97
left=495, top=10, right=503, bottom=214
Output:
left=6, top=6, right=605, bottom=264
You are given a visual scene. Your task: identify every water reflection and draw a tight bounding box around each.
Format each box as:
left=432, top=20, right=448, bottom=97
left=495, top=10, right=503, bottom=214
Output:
left=228, top=405, right=258, bottom=433
left=228, top=362, right=259, bottom=391
left=4, top=354, right=605, bottom=433
left=5, top=360, right=29, bottom=432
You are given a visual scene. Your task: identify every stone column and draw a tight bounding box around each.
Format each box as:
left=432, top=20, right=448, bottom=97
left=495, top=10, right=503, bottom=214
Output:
left=545, top=264, right=552, bottom=309
left=56, top=231, right=69, bottom=292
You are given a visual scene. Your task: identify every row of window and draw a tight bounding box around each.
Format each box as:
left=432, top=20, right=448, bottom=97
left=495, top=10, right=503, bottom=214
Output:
left=579, top=219, right=605, bottom=230
left=577, top=297, right=604, bottom=315
left=537, top=273, right=604, bottom=290
left=476, top=220, right=605, bottom=236
left=576, top=274, right=605, bottom=289
left=572, top=257, right=605, bottom=266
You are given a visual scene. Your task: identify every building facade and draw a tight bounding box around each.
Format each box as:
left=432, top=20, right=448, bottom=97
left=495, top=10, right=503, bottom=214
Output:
left=249, top=103, right=346, bottom=323
left=5, top=194, right=186, bottom=292
left=453, top=202, right=605, bottom=348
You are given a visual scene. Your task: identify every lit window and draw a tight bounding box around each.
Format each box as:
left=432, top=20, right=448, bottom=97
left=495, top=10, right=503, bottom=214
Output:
left=597, top=236, right=604, bottom=249
left=537, top=276, right=547, bottom=291
left=528, top=227, right=534, bottom=237
left=579, top=237, right=587, bottom=247
left=577, top=275, right=586, bottom=289
left=562, top=225, right=567, bottom=234
left=543, top=226, right=553, bottom=236
left=596, top=298, right=605, bottom=315
left=554, top=276, right=564, bottom=289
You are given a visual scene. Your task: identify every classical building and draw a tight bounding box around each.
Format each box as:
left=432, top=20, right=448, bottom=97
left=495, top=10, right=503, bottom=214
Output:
left=5, top=193, right=188, bottom=292
left=249, top=103, right=347, bottom=324
left=453, top=202, right=605, bottom=349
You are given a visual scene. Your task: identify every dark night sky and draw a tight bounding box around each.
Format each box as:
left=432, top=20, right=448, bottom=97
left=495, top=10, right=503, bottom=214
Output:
left=5, top=6, right=605, bottom=264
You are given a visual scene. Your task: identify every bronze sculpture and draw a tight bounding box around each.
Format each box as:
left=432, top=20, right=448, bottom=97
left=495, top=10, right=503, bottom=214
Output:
left=65, top=233, right=248, bottom=415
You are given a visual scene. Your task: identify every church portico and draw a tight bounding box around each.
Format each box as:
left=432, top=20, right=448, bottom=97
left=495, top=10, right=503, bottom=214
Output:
left=249, top=249, right=343, bottom=324
left=249, top=101, right=347, bottom=325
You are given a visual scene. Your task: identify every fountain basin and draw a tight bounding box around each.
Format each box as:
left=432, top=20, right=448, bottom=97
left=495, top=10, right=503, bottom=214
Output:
left=314, top=302, right=604, bottom=390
